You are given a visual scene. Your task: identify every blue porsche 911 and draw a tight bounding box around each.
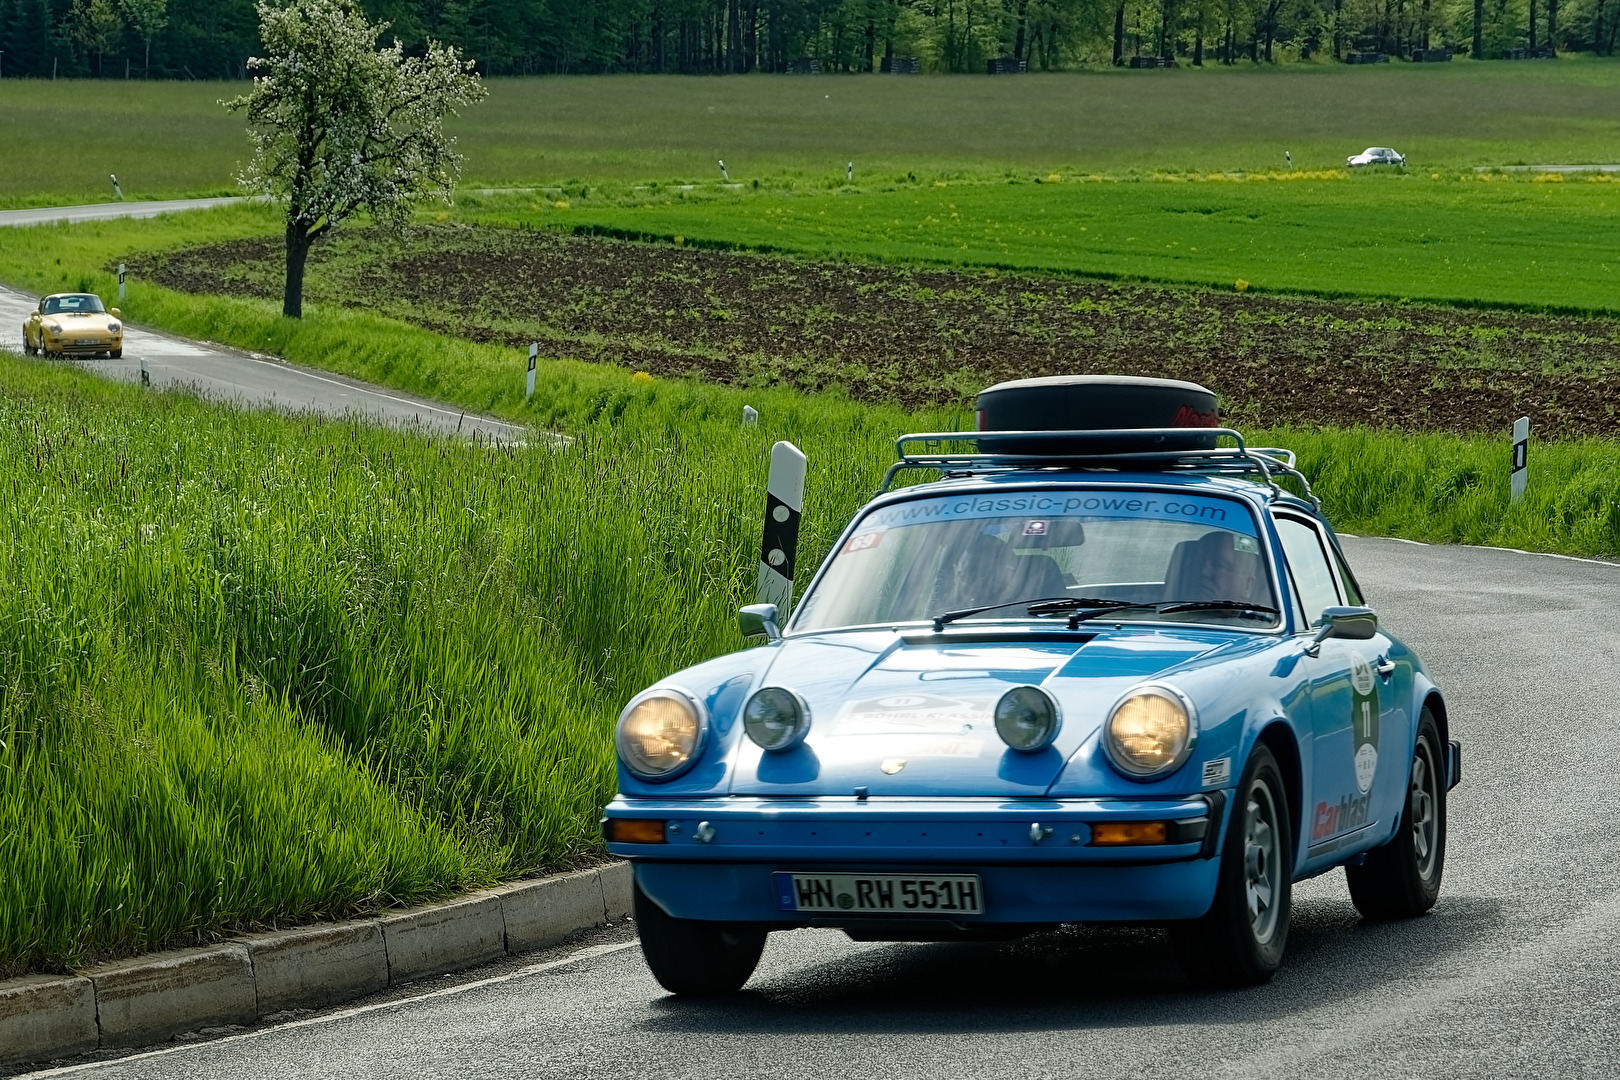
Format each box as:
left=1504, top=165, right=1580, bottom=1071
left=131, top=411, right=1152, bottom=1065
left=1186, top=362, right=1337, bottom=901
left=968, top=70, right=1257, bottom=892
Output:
left=603, top=375, right=1459, bottom=991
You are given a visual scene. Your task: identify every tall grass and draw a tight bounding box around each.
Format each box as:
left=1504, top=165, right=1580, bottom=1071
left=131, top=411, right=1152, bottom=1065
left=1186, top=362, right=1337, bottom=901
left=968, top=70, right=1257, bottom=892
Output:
left=0, top=354, right=937, bottom=975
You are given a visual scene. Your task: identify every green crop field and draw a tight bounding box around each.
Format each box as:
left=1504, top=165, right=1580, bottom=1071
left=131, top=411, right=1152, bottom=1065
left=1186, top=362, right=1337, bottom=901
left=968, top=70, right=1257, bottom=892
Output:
left=5, top=60, right=1620, bottom=206
left=494, top=173, right=1620, bottom=313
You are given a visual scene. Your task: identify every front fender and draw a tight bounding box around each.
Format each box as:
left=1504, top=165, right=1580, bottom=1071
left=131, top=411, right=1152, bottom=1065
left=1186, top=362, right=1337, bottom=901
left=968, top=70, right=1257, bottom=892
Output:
left=614, top=646, right=774, bottom=798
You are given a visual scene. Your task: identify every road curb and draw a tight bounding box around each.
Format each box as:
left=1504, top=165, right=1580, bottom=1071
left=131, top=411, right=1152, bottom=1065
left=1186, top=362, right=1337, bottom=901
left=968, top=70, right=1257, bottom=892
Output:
left=0, top=861, right=631, bottom=1067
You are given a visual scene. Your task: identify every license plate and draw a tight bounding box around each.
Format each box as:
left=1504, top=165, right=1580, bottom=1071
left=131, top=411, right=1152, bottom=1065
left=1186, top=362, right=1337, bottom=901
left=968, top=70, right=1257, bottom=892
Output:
left=74, top=339, right=99, bottom=346
left=775, top=872, right=983, bottom=915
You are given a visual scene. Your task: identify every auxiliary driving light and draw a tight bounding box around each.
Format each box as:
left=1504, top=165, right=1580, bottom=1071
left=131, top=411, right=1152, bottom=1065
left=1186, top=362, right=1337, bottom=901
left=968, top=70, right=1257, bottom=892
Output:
left=742, top=686, right=811, bottom=752
left=994, top=685, right=1061, bottom=752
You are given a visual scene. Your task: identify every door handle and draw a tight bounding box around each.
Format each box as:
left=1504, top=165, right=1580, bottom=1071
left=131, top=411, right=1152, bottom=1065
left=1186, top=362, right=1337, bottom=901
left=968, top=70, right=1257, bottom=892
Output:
left=1375, top=657, right=1396, bottom=679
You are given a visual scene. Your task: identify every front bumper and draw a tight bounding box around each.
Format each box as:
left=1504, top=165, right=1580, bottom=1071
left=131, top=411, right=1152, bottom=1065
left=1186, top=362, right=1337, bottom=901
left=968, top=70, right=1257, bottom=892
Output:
left=605, top=795, right=1226, bottom=925
left=45, top=336, right=120, bottom=354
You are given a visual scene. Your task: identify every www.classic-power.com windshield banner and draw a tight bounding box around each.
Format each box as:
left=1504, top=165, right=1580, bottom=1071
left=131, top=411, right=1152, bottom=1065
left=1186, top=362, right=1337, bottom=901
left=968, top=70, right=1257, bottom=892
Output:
left=856, top=491, right=1259, bottom=536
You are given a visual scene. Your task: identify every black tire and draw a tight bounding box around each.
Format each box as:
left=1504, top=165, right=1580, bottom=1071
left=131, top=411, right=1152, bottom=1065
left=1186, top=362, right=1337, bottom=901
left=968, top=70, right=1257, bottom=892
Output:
left=109, top=348, right=122, bottom=359
left=1346, top=709, right=1446, bottom=920
left=1171, top=743, right=1293, bottom=988
left=633, top=880, right=766, bottom=995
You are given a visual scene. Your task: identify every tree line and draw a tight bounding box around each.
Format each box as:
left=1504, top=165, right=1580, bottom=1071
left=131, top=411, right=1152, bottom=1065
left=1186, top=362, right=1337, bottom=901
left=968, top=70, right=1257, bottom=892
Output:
left=0, top=0, right=1615, bottom=80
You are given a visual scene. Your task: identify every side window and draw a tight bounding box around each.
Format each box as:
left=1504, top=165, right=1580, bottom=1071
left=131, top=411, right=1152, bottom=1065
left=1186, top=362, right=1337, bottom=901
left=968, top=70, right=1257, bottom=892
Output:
left=1330, top=546, right=1365, bottom=606
left=1273, top=516, right=1341, bottom=629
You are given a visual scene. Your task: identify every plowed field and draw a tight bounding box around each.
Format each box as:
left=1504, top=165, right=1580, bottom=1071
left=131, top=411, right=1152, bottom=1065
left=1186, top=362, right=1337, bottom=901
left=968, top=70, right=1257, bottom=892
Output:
left=135, top=224, right=1620, bottom=437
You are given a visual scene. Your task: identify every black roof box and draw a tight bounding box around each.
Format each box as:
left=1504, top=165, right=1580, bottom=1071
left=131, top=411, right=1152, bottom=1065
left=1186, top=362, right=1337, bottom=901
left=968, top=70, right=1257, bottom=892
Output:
left=975, top=375, right=1220, bottom=455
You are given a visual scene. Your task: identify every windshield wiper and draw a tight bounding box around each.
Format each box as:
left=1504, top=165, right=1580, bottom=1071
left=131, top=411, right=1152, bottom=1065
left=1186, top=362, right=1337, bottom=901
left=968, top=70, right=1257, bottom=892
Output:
left=931, top=596, right=1137, bottom=633
left=1157, top=599, right=1280, bottom=620
left=931, top=595, right=1083, bottom=632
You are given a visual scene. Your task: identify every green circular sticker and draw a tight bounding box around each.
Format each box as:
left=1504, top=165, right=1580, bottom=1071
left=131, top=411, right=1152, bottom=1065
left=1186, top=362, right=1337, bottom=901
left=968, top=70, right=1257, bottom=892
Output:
left=1349, top=651, right=1379, bottom=793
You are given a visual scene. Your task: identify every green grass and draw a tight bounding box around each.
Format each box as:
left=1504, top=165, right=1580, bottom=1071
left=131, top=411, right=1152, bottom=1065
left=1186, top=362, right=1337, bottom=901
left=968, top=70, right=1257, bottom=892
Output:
left=6, top=61, right=1620, bottom=206
left=487, top=173, right=1620, bottom=314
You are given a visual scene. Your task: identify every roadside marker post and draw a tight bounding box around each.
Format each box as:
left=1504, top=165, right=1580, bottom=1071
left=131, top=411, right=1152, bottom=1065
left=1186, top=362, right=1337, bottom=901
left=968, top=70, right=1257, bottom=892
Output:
left=525, top=343, right=537, bottom=398
left=756, top=441, right=806, bottom=613
left=846, top=161, right=854, bottom=182
left=110, top=173, right=123, bottom=201
left=139, top=356, right=149, bottom=388
left=1511, top=416, right=1529, bottom=501
left=118, top=263, right=127, bottom=302
left=743, top=405, right=758, bottom=427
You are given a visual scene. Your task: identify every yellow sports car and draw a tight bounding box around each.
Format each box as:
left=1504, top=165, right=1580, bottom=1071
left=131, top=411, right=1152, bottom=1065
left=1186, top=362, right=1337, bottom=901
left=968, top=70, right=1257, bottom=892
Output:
left=24, top=293, right=124, bottom=359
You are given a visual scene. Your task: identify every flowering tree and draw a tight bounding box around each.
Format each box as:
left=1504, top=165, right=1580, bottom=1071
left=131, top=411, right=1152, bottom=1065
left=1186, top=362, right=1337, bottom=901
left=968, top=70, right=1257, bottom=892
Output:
left=225, top=0, right=484, bottom=318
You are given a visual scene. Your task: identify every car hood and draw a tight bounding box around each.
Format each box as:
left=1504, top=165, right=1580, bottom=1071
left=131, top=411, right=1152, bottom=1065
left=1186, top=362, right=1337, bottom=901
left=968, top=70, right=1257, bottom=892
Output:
left=44, top=313, right=118, bottom=331
left=729, top=625, right=1234, bottom=798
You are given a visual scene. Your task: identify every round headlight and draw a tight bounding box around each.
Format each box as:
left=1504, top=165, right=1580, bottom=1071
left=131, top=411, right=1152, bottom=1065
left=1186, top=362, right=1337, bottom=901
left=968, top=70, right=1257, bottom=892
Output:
left=994, top=685, right=1061, bottom=752
left=743, top=686, right=810, bottom=751
left=1104, top=685, right=1196, bottom=779
left=616, top=688, right=706, bottom=781
left=107, top=321, right=121, bottom=332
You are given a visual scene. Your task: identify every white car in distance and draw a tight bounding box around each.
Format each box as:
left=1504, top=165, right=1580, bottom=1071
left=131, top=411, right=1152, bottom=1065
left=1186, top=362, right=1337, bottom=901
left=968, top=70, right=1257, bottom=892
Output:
left=1347, top=147, right=1406, bottom=168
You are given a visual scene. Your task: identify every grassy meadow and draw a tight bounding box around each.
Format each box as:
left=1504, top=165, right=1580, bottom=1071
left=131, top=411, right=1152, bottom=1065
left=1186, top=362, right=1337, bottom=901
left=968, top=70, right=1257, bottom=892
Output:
left=5, top=60, right=1620, bottom=206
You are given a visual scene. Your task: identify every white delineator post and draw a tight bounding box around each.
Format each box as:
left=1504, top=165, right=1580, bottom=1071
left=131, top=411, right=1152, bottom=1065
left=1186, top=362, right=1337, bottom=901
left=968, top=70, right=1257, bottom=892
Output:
left=118, top=263, right=127, bottom=302
left=525, top=343, right=537, bottom=398
left=139, top=356, right=149, bottom=388
left=756, top=441, right=806, bottom=613
left=742, top=405, right=758, bottom=427
left=1511, top=416, right=1529, bottom=501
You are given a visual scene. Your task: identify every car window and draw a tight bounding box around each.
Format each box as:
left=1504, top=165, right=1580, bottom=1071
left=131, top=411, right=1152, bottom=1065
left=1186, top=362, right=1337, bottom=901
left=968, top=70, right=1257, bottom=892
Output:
left=1331, top=545, right=1365, bottom=606
left=1273, top=516, right=1341, bottom=629
left=43, top=295, right=105, bottom=315
left=793, top=489, right=1277, bottom=632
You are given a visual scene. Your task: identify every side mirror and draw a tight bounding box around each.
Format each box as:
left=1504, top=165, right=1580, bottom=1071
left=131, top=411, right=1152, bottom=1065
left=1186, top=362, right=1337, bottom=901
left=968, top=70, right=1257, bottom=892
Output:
left=739, top=603, right=781, bottom=642
left=1307, top=605, right=1378, bottom=656
left=110, top=308, right=121, bottom=317
left=29, top=310, right=40, bottom=320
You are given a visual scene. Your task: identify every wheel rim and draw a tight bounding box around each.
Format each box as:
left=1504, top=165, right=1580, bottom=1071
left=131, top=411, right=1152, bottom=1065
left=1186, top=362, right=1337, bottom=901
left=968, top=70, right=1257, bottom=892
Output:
left=1243, top=775, right=1282, bottom=944
left=1409, top=736, right=1441, bottom=880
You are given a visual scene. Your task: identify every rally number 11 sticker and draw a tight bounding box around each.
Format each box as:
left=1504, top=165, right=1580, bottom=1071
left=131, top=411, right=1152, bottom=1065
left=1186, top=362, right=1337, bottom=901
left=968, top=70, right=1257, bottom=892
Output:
left=1348, top=651, right=1380, bottom=793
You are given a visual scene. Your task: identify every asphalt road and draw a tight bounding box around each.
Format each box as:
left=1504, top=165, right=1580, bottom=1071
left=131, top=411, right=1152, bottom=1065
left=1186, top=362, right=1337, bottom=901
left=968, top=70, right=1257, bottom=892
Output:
left=25, top=536, right=1620, bottom=1079
left=1, top=199, right=523, bottom=441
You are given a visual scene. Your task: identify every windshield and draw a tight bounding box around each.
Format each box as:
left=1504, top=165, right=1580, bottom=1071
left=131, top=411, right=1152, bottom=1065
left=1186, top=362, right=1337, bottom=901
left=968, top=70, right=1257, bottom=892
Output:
left=43, top=294, right=106, bottom=315
left=793, top=488, right=1278, bottom=632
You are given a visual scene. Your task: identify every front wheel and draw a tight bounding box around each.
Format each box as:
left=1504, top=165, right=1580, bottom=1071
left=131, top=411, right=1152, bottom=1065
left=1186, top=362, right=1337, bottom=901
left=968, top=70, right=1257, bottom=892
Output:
left=1346, top=709, right=1446, bottom=919
left=633, top=880, right=766, bottom=995
left=1170, top=743, right=1293, bottom=988
left=109, top=348, right=123, bottom=359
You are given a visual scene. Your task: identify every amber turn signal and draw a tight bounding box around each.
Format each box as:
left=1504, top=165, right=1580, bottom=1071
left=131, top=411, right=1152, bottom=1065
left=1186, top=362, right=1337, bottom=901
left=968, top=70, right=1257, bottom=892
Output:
left=606, top=818, right=667, bottom=844
left=1089, top=821, right=1169, bottom=846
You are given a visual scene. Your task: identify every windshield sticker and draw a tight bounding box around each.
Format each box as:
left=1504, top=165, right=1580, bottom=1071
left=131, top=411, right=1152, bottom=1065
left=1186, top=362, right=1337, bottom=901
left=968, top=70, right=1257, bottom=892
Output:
left=1023, top=520, right=1049, bottom=536
left=842, top=530, right=884, bottom=554
left=833, top=694, right=990, bottom=736
left=861, top=492, right=1257, bottom=535
left=1349, top=650, right=1380, bottom=793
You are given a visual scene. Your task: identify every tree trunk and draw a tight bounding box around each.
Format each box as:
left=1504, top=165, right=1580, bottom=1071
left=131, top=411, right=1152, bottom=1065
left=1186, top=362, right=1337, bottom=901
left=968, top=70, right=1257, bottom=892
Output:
left=1473, top=0, right=1483, bottom=57
left=1547, top=0, right=1557, bottom=51
left=1194, top=23, right=1203, bottom=64
left=1529, top=0, right=1537, bottom=49
left=1113, top=2, right=1125, bottom=65
left=283, top=226, right=311, bottom=319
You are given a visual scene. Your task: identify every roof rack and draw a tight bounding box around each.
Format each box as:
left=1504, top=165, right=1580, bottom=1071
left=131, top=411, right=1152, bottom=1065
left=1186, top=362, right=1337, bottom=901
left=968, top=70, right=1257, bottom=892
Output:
left=878, top=427, right=1319, bottom=507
